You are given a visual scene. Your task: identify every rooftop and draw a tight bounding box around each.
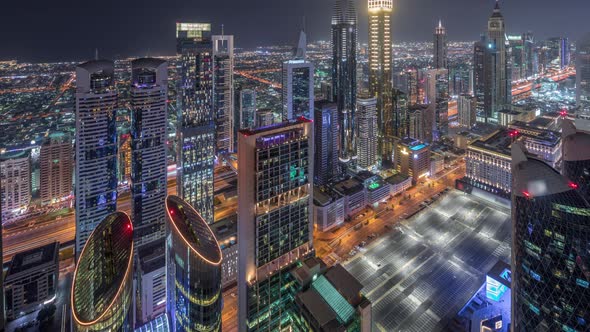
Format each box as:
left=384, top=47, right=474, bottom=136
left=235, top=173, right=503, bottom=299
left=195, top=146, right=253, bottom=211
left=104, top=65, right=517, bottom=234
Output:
left=386, top=173, right=411, bottom=185
left=238, top=117, right=311, bottom=137
left=7, top=242, right=58, bottom=276
left=209, top=215, right=238, bottom=242
left=137, top=238, right=166, bottom=274
left=333, top=178, right=364, bottom=196
left=313, top=186, right=343, bottom=206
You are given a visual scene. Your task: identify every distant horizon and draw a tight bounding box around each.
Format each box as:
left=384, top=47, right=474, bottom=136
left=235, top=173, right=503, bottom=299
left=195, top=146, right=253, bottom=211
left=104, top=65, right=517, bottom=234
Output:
left=2, top=0, right=589, bottom=63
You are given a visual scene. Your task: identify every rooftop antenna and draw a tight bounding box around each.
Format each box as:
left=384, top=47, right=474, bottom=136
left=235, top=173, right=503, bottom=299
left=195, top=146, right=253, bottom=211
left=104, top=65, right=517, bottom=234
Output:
left=95, top=48, right=99, bottom=60
left=221, top=24, right=225, bottom=37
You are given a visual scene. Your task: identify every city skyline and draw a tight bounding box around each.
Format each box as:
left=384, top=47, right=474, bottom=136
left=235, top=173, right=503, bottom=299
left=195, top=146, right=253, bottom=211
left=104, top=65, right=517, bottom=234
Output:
left=2, top=0, right=590, bottom=62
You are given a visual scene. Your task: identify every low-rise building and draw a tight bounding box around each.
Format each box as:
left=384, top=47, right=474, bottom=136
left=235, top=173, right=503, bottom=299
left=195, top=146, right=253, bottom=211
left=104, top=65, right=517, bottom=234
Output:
left=313, top=186, right=345, bottom=232
left=292, top=258, right=372, bottom=332
left=136, top=239, right=166, bottom=325
left=430, top=152, right=445, bottom=177
left=385, top=173, right=412, bottom=196
left=210, top=216, right=238, bottom=288
left=394, top=138, right=431, bottom=184
left=5, top=242, right=59, bottom=319
left=333, top=178, right=366, bottom=216
left=355, top=171, right=390, bottom=206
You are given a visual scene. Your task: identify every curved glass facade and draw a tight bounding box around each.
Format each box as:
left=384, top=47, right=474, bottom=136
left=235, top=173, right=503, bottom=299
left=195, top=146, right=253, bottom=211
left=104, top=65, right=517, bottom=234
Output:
left=166, top=195, right=222, bottom=332
left=512, top=158, right=590, bottom=331
left=72, top=212, right=134, bottom=332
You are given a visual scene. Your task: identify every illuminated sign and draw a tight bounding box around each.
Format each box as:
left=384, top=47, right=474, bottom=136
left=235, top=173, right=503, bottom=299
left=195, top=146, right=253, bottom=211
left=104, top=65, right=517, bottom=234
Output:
left=486, top=275, right=507, bottom=301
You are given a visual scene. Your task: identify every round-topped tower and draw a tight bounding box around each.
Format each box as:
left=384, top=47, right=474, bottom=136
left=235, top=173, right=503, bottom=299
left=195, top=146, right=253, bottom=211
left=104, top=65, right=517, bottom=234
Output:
left=165, top=195, right=222, bottom=332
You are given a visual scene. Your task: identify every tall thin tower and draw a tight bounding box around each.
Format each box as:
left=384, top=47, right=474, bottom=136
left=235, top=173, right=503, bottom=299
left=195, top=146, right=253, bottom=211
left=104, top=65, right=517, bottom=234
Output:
left=433, top=20, right=447, bottom=69
left=486, top=0, right=511, bottom=119
left=176, top=23, right=215, bottom=224
left=130, top=58, right=168, bottom=248
left=332, top=0, right=357, bottom=165
left=368, top=0, right=393, bottom=161
left=74, top=60, right=118, bottom=258
left=212, top=34, right=235, bottom=153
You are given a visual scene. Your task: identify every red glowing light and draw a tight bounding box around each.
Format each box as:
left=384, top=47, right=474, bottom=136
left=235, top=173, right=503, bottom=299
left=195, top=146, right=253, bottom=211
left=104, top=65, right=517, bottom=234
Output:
left=522, top=191, right=531, bottom=198
left=560, top=109, right=567, bottom=117
left=169, top=209, right=174, bottom=215
left=569, top=182, right=579, bottom=189
left=127, top=223, right=132, bottom=230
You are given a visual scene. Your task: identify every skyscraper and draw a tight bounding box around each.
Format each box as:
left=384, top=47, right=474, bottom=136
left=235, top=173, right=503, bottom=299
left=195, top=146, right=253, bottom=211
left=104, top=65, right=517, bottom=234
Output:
left=368, top=0, right=393, bottom=161
left=432, top=69, right=449, bottom=140
left=166, top=195, right=223, bottom=332
left=213, top=34, right=235, bottom=153
left=314, top=101, right=339, bottom=185
left=130, top=57, right=168, bottom=248
left=486, top=1, right=511, bottom=120
left=511, top=144, right=590, bottom=332
left=332, top=0, right=357, bottom=164
left=357, top=97, right=378, bottom=169
left=40, top=132, right=72, bottom=205
left=74, top=60, right=118, bottom=258
left=71, top=212, right=134, bottom=332
left=473, top=37, right=487, bottom=115
left=0, top=151, right=30, bottom=223
left=176, top=23, right=215, bottom=224
left=576, top=33, right=590, bottom=111
left=562, top=119, right=590, bottom=201
left=282, top=30, right=314, bottom=121
left=458, top=94, right=476, bottom=128
left=237, top=88, right=256, bottom=129
left=237, top=118, right=314, bottom=331
left=433, top=20, right=447, bottom=69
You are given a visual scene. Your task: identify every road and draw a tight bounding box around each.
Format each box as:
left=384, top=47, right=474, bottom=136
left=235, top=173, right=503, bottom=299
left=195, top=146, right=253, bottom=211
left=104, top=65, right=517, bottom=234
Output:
left=315, top=163, right=466, bottom=265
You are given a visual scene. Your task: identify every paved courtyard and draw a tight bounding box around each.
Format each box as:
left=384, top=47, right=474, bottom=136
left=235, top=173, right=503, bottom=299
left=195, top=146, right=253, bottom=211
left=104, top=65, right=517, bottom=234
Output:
left=344, top=190, right=511, bottom=332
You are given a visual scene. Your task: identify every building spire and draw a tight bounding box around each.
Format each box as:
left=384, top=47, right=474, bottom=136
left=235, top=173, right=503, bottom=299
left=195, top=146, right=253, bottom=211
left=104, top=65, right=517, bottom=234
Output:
left=95, top=48, right=99, bottom=60
left=494, top=0, right=500, bottom=11
left=295, top=29, right=307, bottom=60
left=438, top=19, right=442, bottom=28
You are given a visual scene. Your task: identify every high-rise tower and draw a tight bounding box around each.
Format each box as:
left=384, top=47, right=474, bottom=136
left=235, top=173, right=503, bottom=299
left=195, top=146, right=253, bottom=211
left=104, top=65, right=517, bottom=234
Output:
left=71, top=212, right=134, bottom=332
left=40, top=132, right=72, bottom=205
left=130, top=58, right=168, bottom=248
left=576, top=33, right=590, bottom=111
left=486, top=0, right=511, bottom=120
left=74, top=60, right=118, bottom=258
left=213, top=34, right=234, bottom=153
left=314, top=101, right=339, bottom=185
left=562, top=119, right=590, bottom=201
left=357, top=97, right=378, bottom=170
left=332, top=0, right=357, bottom=164
left=282, top=30, right=314, bottom=121
left=237, top=118, right=314, bottom=331
left=433, top=20, right=447, bottom=69
left=368, top=0, right=393, bottom=161
left=176, top=23, right=215, bottom=224
left=166, top=195, right=223, bottom=332
left=511, top=144, right=590, bottom=332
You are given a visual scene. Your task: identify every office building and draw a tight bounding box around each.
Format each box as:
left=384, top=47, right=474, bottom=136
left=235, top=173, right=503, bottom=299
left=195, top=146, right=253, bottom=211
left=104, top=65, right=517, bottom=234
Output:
left=130, top=58, right=168, bottom=248
left=408, top=104, right=434, bottom=143
left=176, top=22, right=215, bottom=224
left=368, top=0, right=393, bottom=159
left=562, top=119, right=590, bottom=201
left=390, top=89, right=408, bottom=139
left=449, top=64, right=471, bottom=96
left=314, top=101, right=339, bottom=185
left=135, top=314, right=170, bottom=332
left=385, top=173, right=412, bottom=197
left=433, top=69, right=449, bottom=140
left=282, top=30, right=314, bottom=120
left=166, top=195, right=223, bottom=332
left=355, top=171, right=390, bottom=206
left=135, top=239, right=166, bottom=326
left=464, top=126, right=561, bottom=198
left=237, top=88, right=256, bottom=129
left=394, top=138, right=431, bottom=184
left=213, top=34, right=234, bottom=153
left=433, top=20, right=447, bottom=69
left=576, top=33, right=590, bottom=111
left=74, top=60, right=118, bottom=257
left=486, top=1, right=511, bottom=120
left=473, top=37, right=487, bottom=115
left=72, top=212, right=134, bottom=332
left=511, top=144, right=590, bottom=332
left=1, top=150, right=30, bottom=223
left=333, top=178, right=367, bottom=216
left=507, top=34, right=525, bottom=81
left=293, top=259, right=372, bottom=331
left=332, top=0, right=357, bottom=163
left=5, top=242, right=59, bottom=320
left=119, top=134, right=132, bottom=184
left=357, top=97, right=378, bottom=169
left=313, top=186, right=345, bottom=232
left=256, top=108, right=274, bottom=127
left=39, top=132, right=72, bottom=205
left=458, top=94, right=476, bottom=128
left=237, top=118, right=314, bottom=331
left=210, top=216, right=238, bottom=288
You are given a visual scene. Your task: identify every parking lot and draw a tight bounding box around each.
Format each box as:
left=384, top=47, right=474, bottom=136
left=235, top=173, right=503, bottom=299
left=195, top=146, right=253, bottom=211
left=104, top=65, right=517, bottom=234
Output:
left=344, top=190, right=511, bottom=332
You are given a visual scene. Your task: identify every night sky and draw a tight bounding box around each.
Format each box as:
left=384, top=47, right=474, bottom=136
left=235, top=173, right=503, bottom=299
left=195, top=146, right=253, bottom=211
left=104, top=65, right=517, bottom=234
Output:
left=2, top=0, right=589, bottom=62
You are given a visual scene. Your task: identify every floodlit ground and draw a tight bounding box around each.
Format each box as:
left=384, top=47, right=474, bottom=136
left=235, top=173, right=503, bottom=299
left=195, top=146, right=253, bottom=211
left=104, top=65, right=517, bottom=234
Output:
left=344, top=190, right=511, bottom=332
